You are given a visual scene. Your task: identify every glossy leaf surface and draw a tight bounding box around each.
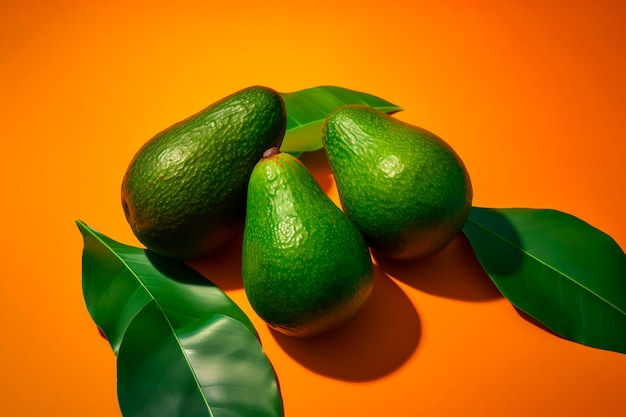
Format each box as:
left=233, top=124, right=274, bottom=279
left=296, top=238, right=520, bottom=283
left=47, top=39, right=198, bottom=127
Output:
left=280, top=85, right=402, bottom=155
left=77, top=220, right=283, bottom=417
left=463, top=207, right=626, bottom=354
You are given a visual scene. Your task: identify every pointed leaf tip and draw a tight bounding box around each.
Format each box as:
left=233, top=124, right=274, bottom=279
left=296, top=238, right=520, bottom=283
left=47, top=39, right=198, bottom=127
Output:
left=279, top=86, right=402, bottom=154
left=75, top=218, right=87, bottom=232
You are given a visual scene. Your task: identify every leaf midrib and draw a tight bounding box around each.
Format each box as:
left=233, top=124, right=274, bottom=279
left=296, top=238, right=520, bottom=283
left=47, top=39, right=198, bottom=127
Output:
left=466, top=216, right=626, bottom=317
left=82, top=223, right=215, bottom=417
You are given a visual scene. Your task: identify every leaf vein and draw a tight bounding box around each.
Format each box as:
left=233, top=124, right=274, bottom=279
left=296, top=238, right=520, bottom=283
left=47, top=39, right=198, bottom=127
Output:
left=466, top=217, right=626, bottom=317
left=80, top=224, right=216, bottom=417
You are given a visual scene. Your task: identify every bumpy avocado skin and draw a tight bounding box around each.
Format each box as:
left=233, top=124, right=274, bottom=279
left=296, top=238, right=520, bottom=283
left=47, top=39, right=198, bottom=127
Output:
left=121, top=86, right=287, bottom=259
left=323, top=105, right=472, bottom=260
left=242, top=150, right=373, bottom=338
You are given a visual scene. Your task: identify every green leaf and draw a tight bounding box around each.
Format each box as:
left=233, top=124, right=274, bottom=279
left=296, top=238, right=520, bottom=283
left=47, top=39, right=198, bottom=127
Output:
left=463, top=207, right=626, bottom=354
left=77, top=220, right=283, bottom=417
left=280, top=85, right=402, bottom=155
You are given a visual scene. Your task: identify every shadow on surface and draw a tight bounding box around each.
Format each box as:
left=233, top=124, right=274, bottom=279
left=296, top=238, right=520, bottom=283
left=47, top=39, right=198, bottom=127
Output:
left=375, top=233, right=503, bottom=301
left=271, top=265, right=421, bottom=382
left=185, top=233, right=245, bottom=290
left=462, top=207, right=526, bottom=278
left=184, top=150, right=333, bottom=290
left=514, top=306, right=564, bottom=340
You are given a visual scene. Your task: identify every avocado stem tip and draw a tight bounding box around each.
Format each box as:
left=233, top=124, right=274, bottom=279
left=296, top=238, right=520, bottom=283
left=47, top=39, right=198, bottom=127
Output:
left=263, top=147, right=280, bottom=159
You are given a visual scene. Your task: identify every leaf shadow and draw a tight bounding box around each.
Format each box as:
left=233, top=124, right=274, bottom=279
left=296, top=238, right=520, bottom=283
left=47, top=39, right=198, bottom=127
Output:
left=374, top=233, right=503, bottom=301
left=514, top=307, right=565, bottom=341
left=270, top=265, right=421, bottom=382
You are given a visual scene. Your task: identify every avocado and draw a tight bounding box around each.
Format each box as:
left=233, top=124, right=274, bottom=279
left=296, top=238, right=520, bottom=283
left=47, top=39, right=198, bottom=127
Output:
left=121, top=86, right=286, bottom=259
left=242, top=148, right=373, bottom=337
left=322, top=105, right=472, bottom=260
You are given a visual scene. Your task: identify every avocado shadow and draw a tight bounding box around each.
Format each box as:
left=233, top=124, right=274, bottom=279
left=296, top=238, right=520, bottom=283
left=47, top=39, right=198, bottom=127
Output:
left=183, top=149, right=332, bottom=290
left=462, top=207, right=526, bottom=278
left=270, top=265, right=421, bottom=382
left=374, top=233, right=503, bottom=301
left=298, top=149, right=334, bottom=193
left=184, top=233, right=245, bottom=290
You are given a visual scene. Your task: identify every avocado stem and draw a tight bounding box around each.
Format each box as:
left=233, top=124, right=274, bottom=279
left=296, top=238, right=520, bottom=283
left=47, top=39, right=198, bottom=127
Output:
left=263, top=147, right=280, bottom=159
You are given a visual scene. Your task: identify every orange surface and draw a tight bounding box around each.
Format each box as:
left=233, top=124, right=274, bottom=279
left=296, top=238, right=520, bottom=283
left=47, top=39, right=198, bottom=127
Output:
left=1, top=1, right=625, bottom=416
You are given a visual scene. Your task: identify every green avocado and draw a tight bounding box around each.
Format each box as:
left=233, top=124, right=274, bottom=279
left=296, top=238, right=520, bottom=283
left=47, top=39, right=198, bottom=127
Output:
left=242, top=148, right=373, bottom=338
left=121, top=86, right=286, bottom=259
left=322, top=105, right=473, bottom=261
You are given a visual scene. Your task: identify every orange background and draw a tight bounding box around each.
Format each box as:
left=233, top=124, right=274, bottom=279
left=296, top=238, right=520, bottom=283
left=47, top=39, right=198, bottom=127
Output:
left=1, top=1, right=625, bottom=416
